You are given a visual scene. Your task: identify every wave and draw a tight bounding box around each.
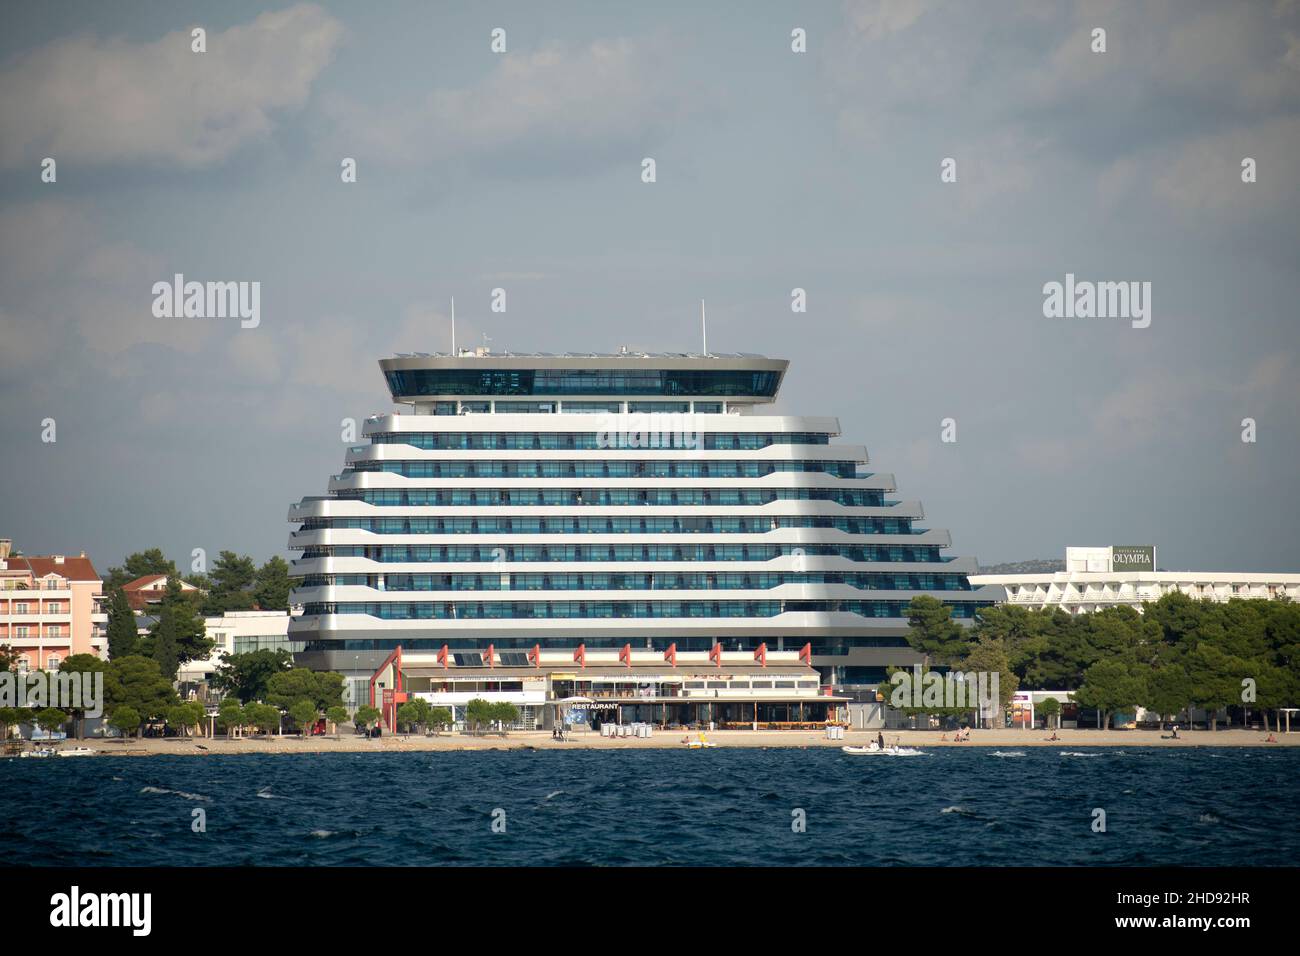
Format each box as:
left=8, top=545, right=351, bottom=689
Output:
left=990, top=751, right=1025, bottom=757
left=1059, top=751, right=1101, bottom=757
left=140, top=786, right=211, bottom=802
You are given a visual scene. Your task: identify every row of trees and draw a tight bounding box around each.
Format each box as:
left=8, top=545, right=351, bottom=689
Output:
left=904, top=591, right=1300, bottom=730
left=1, top=647, right=352, bottom=741
left=208, top=666, right=348, bottom=738
left=391, top=697, right=521, bottom=735
left=105, top=548, right=291, bottom=615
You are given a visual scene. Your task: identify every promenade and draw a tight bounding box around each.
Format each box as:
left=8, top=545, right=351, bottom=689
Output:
left=50, top=727, right=1300, bottom=756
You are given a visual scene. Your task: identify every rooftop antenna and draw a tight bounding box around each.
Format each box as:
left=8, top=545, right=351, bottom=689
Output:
left=701, top=299, right=708, bottom=356
left=450, top=297, right=456, bottom=356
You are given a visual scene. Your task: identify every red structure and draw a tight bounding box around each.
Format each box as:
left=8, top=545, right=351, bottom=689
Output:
left=370, top=645, right=407, bottom=730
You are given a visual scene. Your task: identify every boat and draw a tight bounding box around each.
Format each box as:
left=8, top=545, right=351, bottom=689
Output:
left=842, top=743, right=925, bottom=757
left=684, top=733, right=716, bottom=749
left=56, top=747, right=96, bottom=757
left=18, top=747, right=57, bottom=758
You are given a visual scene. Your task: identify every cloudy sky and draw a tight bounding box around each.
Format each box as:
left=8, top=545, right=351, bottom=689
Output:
left=1, top=0, right=1297, bottom=574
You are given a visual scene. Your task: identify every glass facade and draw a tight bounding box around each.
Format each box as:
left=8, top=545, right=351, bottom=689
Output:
left=289, top=355, right=991, bottom=690
left=383, top=367, right=782, bottom=398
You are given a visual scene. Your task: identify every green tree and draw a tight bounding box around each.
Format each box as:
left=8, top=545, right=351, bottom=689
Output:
left=211, top=649, right=293, bottom=703
left=1143, top=662, right=1192, bottom=729
left=201, top=551, right=258, bottom=615
left=0, top=706, right=20, bottom=741
left=150, top=608, right=181, bottom=681
left=904, top=596, right=970, bottom=666
left=265, top=669, right=345, bottom=712
left=960, top=638, right=1020, bottom=727
left=489, top=701, right=520, bottom=734
left=156, top=576, right=212, bottom=664
left=165, top=701, right=204, bottom=738
left=353, top=705, right=381, bottom=732
left=1, top=702, right=34, bottom=738
left=217, top=697, right=245, bottom=739
left=104, top=655, right=179, bottom=721
left=254, top=556, right=292, bottom=611
left=428, top=706, right=453, bottom=736
left=57, top=654, right=108, bottom=739
left=108, top=705, right=142, bottom=739
left=105, top=549, right=176, bottom=590
left=105, top=587, right=138, bottom=659
left=1186, top=643, right=1249, bottom=732
left=396, top=697, right=433, bottom=734
left=1075, top=659, right=1148, bottom=730
left=289, top=698, right=319, bottom=737
left=1038, top=696, right=1062, bottom=730
left=245, top=702, right=281, bottom=736
left=35, top=707, right=67, bottom=736
left=464, top=698, right=493, bottom=735
left=325, top=705, right=348, bottom=736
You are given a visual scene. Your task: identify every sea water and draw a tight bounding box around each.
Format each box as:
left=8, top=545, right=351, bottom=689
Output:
left=2, top=747, right=1294, bottom=866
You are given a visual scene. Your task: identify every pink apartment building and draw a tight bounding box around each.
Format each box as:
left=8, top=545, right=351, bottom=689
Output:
left=0, top=539, right=107, bottom=669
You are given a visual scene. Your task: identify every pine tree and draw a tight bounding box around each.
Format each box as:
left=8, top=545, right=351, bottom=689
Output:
left=151, top=608, right=180, bottom=681
left=158, top=575, right=213, bottom=664
left=106, top=587, right=138, bottom=660
left=254, top=556, right=292, bottom=611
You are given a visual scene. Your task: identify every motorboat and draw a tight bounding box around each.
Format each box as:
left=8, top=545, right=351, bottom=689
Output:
left=18, top=747, right=57, bottom=758
left=56, top=747, right=96, bottom=757
left=842, top=743, right=925, bottom=757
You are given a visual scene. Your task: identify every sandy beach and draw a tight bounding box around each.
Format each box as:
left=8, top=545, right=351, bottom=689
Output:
left=29, top=727, right=1300, bottom=757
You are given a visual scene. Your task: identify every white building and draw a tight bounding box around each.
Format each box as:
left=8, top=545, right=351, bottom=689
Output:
left=176, top=610, right=296, bottom=685
left=971, top=546, right=1300, bottom=615
left=287, top=349, right=1001, bottom=707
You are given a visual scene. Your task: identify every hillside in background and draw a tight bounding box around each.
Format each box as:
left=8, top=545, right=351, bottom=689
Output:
left=977, top=559, right=1066, bottom=575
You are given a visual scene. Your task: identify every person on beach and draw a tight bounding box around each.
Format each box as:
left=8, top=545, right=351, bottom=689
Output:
left=1264, top=732, right=1277, bottom=743
left=877, top=731, right=885, bottom=750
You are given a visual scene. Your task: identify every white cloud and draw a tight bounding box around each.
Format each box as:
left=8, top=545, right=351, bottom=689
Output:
left=844, top=0, right=934, bottom=41
left=0, top=3, right=343, bottom=169
left=325, top=36, right=702, bottom=169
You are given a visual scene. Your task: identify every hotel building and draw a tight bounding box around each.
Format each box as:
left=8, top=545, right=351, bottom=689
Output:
left=287, top=350, right=997, bottom=726
left=971, top=546, right=1300, bottom=615
left=0, top=539, right=107, bottom=669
